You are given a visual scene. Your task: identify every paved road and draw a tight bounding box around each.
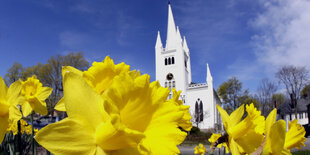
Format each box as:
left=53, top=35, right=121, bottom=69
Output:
left=179, top=137, right=310, bottom=155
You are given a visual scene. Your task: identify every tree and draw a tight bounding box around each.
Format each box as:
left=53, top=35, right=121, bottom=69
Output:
left=217, top=77, right=248, bottom=110
left=272, top=93, right=286, bottom=108
left=4, top=62, right=24, bottom=84
left=256, top=78, right=277, bottom=116
left=5, top=52, right=90, bottom=116
left=276, top=65, right=309, bottom=117
left=301, top=85, right=310, bottom=99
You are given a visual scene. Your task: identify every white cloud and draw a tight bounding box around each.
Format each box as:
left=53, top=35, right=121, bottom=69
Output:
left=59, top=31, right=88, bottom=48
left=251, top=0, right=310, bottom=71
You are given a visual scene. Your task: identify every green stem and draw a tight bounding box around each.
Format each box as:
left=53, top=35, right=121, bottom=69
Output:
left=17, top=120, right=22, bottom=155
left=31, top=112, right=37, bottom=155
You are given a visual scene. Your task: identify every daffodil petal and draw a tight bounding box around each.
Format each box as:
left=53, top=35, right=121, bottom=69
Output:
left=63, top=71, right=108, bottom=130
left=230, top=104, right=244, bottom=127
left=95, top=147, right=107, bottom=155
left=62, top=66, right=83, bottom=77
left=216, top=105, right=230, bottom=130
left=32, top=98, right=48, bottom=116
left=142, top=125, right=186, bottom=154
left=230, top=138, right=241, bottom=155
left=83, top=56, right=130, bottom=95
left=271, top=120, right=287, bottom=154
left=234, top=130, right=264, bottom=154
left=35, top=118, right=97, bottom=155
left=284, top=120, right=306, bottom=150
left=266, top=108, right=277, bottom=136
left=0, top=115, right=9, bottom=143
left=22, top=102, right=33, bottom=117
left=106, top=147, right=142, bottom=155
left=95, top=114, right=145, bottom=151
left=54, top=97, right=66, bottom=111
left=7, top=80, right=22, bottom=104
left=0, top=76, right=8, bottom=102
left=37, top=87, right=52, bottom=101
left=208, top=133, right=221, bottom=148
left=8, top=104, right=22, bottom=123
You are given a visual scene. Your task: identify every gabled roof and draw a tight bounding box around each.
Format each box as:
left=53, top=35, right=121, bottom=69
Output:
left=277, top=98, right=310, bottom=115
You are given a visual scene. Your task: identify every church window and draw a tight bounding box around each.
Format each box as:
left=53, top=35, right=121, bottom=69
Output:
left=172, top=57, right=175, bottom=64
left=195, top=102, right=199, bottom=123
left=199, top=100, right=203, bottom=122
left=168, top=57, right=171, bottom=65
left=165, top=58, right=168, bottom=65
left=172, top=81, right=175, bottom=88
left=168, top=81, right=171, bottom=90
left=194, top=98, right=203, bottom=125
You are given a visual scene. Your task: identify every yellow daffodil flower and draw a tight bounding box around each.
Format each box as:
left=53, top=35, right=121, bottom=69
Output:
left=7, top=119, right=34, bottom=135
left=209, top=133, right=221, bottom=148
left=208, top=133, right=229, bottom=153
left=194, top=143, right=206, bottom=155
left=36, top=63, right=189, bottom=154
left=262, top=109, right=306, bottom=155
left=19, top=75, right=52, bottom=116
left=168, top=89, right=192, bottom=131
left=0, top=76, right=22, bottom=143
left=55, top=56, right=130, bottom=111
left=217, top=103, right=265, bottom=154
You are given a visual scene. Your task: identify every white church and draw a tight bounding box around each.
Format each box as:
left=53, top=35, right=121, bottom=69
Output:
left=155, top=3, right=222, bottom=130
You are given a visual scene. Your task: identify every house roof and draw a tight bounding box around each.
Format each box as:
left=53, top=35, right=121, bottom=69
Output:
left=277, top=98, right=310, bottom=115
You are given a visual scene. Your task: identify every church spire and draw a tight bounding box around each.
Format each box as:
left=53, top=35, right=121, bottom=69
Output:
left=165, top=3, right=177, bottom=50
left=155, top=31, right=163, bottom=48
left=206, top=63, right=213, bottom=82
left=183, top=36, right=189, bottom=52
left=176, top=26, right=182, bottom=44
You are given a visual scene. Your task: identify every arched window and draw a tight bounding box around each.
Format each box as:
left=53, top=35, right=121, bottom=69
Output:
left=195, top=102, right=199, bottom=123
left=199, top=101, right=203, bottom=122
left=168, top=57, right=171, bottom=65
left=168, top=81, right=171, bottom=90
left=172, top=57, right=175, bottom=64
left=165, top=58, right=168, bottom=65
left=172, top=81, right=175, bottom=88
left=165, top=82, right=167, bottom=88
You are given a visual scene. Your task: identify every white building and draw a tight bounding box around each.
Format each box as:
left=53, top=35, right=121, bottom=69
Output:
left=155, top=3, right=222, bottom=130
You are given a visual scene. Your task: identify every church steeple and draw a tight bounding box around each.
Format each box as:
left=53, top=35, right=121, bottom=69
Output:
left=206, top=63, right=213, bottom=82
left=155, top=31, right=163, bottom=48
left=183, top=36, right=189, bottom=52
left=176, top=26, right=183, bottom=44
left=165, top=3, right=177, bottom=50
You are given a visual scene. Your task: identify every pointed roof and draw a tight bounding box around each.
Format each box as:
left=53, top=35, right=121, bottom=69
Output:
left=176, top=26, right=182, bottom=44
left=155, top=31, right=163, bottom=48
left=183, top=36, right=189, bottom=52
left=206, top=63, right=213, bottom=82
left=165, top=3, right=177, bottom=50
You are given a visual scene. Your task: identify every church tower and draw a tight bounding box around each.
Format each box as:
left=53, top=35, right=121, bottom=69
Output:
left=155, top=3, right=221, bottom=129
left=155, top=3, right=192, bottom=97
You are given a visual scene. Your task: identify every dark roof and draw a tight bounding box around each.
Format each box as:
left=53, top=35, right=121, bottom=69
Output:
left=277, top=98, right=310, bottom=115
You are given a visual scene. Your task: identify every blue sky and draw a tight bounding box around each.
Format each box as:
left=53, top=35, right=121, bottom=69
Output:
left=1, top=0, right=310, bottom=94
